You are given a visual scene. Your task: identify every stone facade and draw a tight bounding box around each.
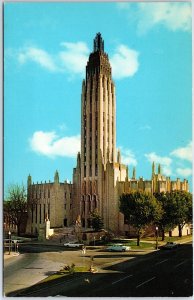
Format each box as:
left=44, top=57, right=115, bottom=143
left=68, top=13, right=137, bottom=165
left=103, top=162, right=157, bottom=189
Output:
left=26, top=33, right=189, bottom=236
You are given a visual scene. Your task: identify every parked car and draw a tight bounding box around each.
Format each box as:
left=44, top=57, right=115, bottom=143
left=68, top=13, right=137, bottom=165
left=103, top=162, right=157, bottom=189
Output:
left=162, top=242, right=179, bottom=250
left=64, top=242, right=84, bottom=248
left=107, top=244, right=131, bottom=252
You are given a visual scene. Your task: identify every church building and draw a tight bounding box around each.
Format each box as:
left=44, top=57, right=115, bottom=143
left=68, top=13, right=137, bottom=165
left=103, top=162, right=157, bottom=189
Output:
left=26, top=33, right=189, bottom=236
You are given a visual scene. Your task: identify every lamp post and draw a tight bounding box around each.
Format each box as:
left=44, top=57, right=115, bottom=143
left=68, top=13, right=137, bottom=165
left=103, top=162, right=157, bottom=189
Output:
left=93, top=236, right=95, bottom=246
left=155, top=226, right=158, bottom=250
left=8, top=231, right=11, bottom=255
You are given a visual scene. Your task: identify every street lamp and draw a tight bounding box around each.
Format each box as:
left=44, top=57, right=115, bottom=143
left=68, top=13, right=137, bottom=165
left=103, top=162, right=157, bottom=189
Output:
left=155, top=227, right=158, bottom=250
left=8, top=231, right=11, bottom=255
left=93, top=236, right=96, bottom=246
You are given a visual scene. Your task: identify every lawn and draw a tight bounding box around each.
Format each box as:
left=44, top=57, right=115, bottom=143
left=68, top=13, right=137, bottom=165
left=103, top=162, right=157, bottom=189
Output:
left=143, top=234, right=192, bottom=243
left=41, top=266, right=89, bottom=283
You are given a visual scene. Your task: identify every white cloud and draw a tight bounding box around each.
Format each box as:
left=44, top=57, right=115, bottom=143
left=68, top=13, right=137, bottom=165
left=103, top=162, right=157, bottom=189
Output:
left=145, top=152, right=172, bottom=176
left=110, top=45, right=139, bottom=79
left=176, top=167, right=192, bottom=178
left=59, top=42, right=89, bottom=75
left=18, top=47, right=57, bottom=72
left=17, top=41, right=89, bottom=76
left=137, top=2, right=191, bottom=33
left=117, top=2, right=191, bottom=34
left=170, top=142, right=192, bottom=162
left=29, top=131, right=80, bottom=158
left=120, top=148, right=137, bottom=166
left=12, top=41, right=139, bottom=80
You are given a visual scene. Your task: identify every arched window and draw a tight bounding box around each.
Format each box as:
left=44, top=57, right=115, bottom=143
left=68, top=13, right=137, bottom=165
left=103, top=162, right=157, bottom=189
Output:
left=93, top=195, right=97, bottom=209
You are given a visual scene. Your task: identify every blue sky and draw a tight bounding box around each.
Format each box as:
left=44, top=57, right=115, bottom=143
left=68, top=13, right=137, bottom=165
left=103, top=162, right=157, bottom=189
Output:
left=4, top=2, right=192, bottom=193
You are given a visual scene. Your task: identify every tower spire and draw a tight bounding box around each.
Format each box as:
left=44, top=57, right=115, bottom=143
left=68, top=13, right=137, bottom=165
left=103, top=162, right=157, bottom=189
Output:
left=27, top=174, right=32, bottom=187
left=117, top=149, right=121, bottom=164
left=93, top=32, right=104, bottom=52
left=152, top=162, right=155, bottom=178
left=132, top=167, right=136, bottom=180
left=54, top=170, right=59, bottom=184
left=158, top=163, right=161, bottom=175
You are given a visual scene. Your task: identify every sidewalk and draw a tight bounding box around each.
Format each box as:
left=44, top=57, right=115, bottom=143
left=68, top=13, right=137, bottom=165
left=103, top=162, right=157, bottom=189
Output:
left=4, top=252, right=20, bottom=260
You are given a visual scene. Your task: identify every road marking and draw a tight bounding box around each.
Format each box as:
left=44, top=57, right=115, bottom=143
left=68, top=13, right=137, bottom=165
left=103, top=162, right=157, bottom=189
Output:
left=155, top=259, right=168, bottom=266
left=136, top=276, right=156, bottom=289
left=174, top=260, right=187, bottom=268
left=112, top=275, right=133, bottom=285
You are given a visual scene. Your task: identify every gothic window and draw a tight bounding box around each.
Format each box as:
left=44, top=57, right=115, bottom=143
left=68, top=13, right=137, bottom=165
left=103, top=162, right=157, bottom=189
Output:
left=82, top=200, right=85, bottom=213
left=64, top=204, right=67, bottom=210
left=40, top=204, right=41, bottom=224
left=35, top=204, right=37, bottom=224
left=31, top=205, right=34, bottom=223
left=84, top=166, right=86, bottom=177
left=95, top=164, right=98, bottom=176
left=44, top=204, right=46, bottom=221
left=93, top=195, right=97, bottom=209
left=88, top=200, right=91, bottom=212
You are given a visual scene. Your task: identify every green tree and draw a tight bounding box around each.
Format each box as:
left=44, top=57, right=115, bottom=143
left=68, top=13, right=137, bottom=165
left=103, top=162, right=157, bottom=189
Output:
left=4, top=184, right=27, bottom=236
left=120, top=191, right=163, bottom=246
left=170, top=191, right=192, bottom=237
left=90, top=210, right=104, bottom=232
left=154, top=192, right=177, bottom=240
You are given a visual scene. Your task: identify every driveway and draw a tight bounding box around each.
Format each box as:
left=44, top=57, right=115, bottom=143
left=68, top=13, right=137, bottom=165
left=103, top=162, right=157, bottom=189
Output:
left=3, top=243, right=152, bottom=296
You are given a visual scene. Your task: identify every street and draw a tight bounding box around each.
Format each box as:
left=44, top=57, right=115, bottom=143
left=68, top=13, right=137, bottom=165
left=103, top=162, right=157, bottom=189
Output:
left=5, top=242, right=193, bottom=297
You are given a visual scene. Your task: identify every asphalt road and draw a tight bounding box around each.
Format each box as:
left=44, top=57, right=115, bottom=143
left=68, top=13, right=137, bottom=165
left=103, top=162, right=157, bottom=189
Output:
left=6, top=242, right=193, bottom=297
left=76, top=242, right=193, bottom=297
left=4, top=245, right=64, bottom=295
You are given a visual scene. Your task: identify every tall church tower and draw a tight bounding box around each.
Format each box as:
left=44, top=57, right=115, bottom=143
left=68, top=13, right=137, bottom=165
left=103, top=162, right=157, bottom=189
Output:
left=80, top=33, right=117, bottom=228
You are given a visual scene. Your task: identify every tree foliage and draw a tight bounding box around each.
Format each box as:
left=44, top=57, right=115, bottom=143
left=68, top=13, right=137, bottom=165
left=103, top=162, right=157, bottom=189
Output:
left=120, top=191, right=163, bottom=245
left=155, top=191, right=192, bottom=238
left=90, top=210, right=104, bottom=232
left=169, top=191, right=192, bottom=237
left=154, top=192, right=177, bottom=240
left=4, top=184, right=27, bottom=236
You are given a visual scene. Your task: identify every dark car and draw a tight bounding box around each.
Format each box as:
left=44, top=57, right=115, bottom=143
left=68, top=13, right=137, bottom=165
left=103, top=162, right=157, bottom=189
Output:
left=162, top=242, right=179, bottom=250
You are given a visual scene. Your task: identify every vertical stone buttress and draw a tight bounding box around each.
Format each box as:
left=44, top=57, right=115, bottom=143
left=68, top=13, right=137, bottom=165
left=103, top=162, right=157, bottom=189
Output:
left=80, top=33, right=116, bottom=227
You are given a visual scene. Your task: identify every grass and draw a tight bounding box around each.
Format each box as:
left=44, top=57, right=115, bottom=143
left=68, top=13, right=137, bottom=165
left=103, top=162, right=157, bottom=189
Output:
left=143, top=234, right=192, bottom=243
left=106, top=234, right=192, bottom=249
left=164, top=235, right=192, bottom=242
left=41, top=266, right=89, bottom=283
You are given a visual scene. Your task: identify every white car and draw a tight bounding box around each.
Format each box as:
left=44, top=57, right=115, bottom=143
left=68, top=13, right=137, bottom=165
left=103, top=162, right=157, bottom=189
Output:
left=162, top=242, right=179, bottom=250
left=64, top=242, right=84, bottom=248
left=107, top=244, right=131, bottom=252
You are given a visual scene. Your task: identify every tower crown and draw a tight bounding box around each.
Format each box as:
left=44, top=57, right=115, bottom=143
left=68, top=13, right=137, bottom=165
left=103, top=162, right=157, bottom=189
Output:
left=54, top=170, right=59, bottom=183
left=93, top=32, right=104, bottom=53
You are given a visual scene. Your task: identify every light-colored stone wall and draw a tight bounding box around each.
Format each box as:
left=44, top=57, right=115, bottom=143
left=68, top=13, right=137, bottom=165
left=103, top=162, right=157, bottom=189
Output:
left=26, top=176, right=73, bottom=234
